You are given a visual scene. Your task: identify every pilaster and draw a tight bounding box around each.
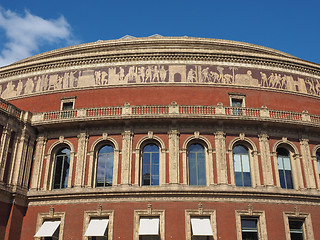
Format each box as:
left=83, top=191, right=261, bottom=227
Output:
left=214, top=131, right=228, bottom=185
left=168, top=130, right=180, bottom=184
left=121, top=130, right=133, bottom=185
left=258, top=134, right=273, bottom=186
left=11, top=128, right=29, bottom=187
left=299, top=138, right=316, bottom=189
left=0, top=126, right=12, bottom=182
left=75, top=132, right=89, bottom=188
left=30, top=135, right=47, bottom=190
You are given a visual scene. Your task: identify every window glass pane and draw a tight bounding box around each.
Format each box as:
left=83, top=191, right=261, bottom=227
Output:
left=316, top=151, right=320, bottom=179
left=235, top=172, right=243, bottom=187
left=277, top=156, right=284, bottom=170
left=53, top=147, right=70, bottom=189
left=232, top=99, right=243, bottom=107
left=233, top=145, right=248, bottom=154
left=241, top=155, right=250, bottom=172
left=283, top=157, right=292, bottom=170
left=285, top=170, right=294, bottom=189
left=188, top=144, right=206, bottom=186
left=277, top=148, right=293, bottom=189
left=241, top=219, right=258, bottom=240
left=243, top=172, right=252, bottom=187
left=289, top=220, right=304, bottom=240
left=142, top=144, right=159, bottom=186
left=96, top=145, right=114, bottom=187
left=233, top=145, right=251, bottom=187
left=278, top=170, right=286, bottom=188
left=234, top=155, right=242, bottom=172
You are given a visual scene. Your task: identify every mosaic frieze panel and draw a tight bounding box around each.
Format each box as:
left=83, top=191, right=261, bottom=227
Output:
left=1, top=65, right=320, bottom=99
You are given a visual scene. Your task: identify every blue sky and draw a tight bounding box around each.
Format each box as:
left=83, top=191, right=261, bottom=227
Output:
left=0, top=0, right=319, bottom=67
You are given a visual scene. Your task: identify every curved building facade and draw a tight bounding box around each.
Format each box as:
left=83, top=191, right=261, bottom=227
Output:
left=0, top=36, right=320, bottom=239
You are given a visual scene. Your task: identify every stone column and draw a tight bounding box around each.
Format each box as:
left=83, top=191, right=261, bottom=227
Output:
left=22, top=136, right=35, bottom=188
left=30, top=135, right=47, bottom=190
left=0, top=126, right=12, bottom=182
left=251, top=150, right=260, bottom=187
left=299, top=138, right=316, bottom=189
left=292, top=153, right=304, bottom=190
left=121, top=130, right=133, bottom=185
left=75, top=132, right=89, bottom=188
left=214, top=131, right=228, bottom=185
left=258, top=134, right=273, bottom=186
left=168, top=130, right=180, bottom=184
left=10, top=129, right=29, bottom=187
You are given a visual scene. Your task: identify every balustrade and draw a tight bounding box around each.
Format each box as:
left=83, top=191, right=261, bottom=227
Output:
left=0, top=101, right=315, bottom=127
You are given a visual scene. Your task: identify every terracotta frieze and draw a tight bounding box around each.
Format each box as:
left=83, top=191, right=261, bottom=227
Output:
left=1, top=64, right=320, bottom=99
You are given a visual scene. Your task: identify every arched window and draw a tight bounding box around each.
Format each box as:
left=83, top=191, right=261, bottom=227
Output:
left=96, top=145, right=114, bottom=187
left=316, top=150, right=320, bottom=179
left=277, top=148, right=293, bottom=189
left=188, top=143, right=206, bottom=186
left=53, top=147, right=70, bottom=189
left=233, top=145, right=251, bottom=187
left=142, top=144, right=159, bottom=186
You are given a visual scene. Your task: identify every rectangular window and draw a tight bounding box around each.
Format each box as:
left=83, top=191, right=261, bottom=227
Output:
left=139, top=218, right=160, bottom=240
left=235, top=210, right=267, bottom=240
left=60, top=96, right=76, bottom=110
left=241, top=218, right=258, bottom=240
left=289, top=219, right=304, bottom=240
left=190, top=217, right=213, bottom=240
left=85, top=218, right=109, bottom=239
left=62, top=101, right=74, bottom=110
left=34, top=220, right=60, bottom=240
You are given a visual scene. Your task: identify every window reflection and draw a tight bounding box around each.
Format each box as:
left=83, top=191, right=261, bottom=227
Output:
left=188, top=144, right=206, bottom=186
left=233, top=145, right=251, bottom=187
left=277, top=148, right=293, bottom=189
left=96, top=145, right=114, bottom=187
left=53, top=147, right=70, bottom=189
left=142, top=144, right=159, bottom=186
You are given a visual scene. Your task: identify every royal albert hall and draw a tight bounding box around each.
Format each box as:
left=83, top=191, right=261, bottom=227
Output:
left=0, top=36, right=320, bottom=240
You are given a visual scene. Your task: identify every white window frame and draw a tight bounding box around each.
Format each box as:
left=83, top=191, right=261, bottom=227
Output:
left=283, top=211, right=314, bottom=240
left=35, top=208, right=65, bottom=240
left=83, top=208, right=114, bottom=240
left=133, top=207, right=165, bottom=240
left=235, top=209, right=268, bottom=240
left=229, top=93, right=246, bottom=107
left=185, top=207, right=217, bottom=240
left=60, top=96, right=76, bottom=110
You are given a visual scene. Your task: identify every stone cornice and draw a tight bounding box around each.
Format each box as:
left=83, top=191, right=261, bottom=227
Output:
left=27, top=185, right=320, bottom=206
left=0, top=37, right=319, bottom=80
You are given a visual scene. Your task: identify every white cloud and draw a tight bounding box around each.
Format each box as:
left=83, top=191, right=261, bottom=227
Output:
left=0, top=7, right=77, bottom=67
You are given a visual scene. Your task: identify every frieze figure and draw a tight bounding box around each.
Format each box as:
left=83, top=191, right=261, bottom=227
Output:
left=1, top=64, right=320, bottom=99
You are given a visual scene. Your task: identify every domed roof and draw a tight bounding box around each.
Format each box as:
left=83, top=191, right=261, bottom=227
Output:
left=1, top=36, right=319, bottom=74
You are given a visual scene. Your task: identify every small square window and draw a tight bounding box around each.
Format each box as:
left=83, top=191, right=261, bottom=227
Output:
left=232, top=99, right=243, bottom=107
left=283, top=211, right=314, bottom=240
left=235, top=209, right=267, bottom=240
left=62, top=102, right=74, bottom=110
left=185, top=208, right=217, bottom=240
left=133, top=208, right=165, bottom=240
left=60, top=96, right=76, bottom=110
left=83, top=210, right=114, bottom=240
left=35, top=210, right=65, bottom=240
left=229, top=93, right=245, bottom=116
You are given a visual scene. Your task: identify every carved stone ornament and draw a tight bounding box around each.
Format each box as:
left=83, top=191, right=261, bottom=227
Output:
left=102, top=132, right=108, bottom=140
left=148, top=131, right=154, bottom=139
left=194, top=131, right=200, bottom=139
left=59, top=135, right=64, bottom=143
